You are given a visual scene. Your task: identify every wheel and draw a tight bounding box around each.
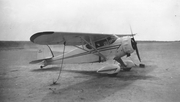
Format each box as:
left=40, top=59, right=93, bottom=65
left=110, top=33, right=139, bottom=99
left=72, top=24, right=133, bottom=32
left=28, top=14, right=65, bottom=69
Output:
left=108, top=73, right=118, bottom=77
left=139, top=64, right=145, bottom=68
left=40, top=66, right=44, bottom=69
left=123, top=68, right=131, bottom=71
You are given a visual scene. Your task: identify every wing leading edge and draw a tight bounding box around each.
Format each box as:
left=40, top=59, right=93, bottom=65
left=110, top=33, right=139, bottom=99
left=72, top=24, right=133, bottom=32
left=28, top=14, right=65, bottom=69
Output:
left=30, top=31, right=131, bottom=45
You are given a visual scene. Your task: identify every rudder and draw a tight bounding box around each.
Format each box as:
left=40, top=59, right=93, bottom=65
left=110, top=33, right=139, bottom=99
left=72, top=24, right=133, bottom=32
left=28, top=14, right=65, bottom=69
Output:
left=37, top=45, right=54, bottom=60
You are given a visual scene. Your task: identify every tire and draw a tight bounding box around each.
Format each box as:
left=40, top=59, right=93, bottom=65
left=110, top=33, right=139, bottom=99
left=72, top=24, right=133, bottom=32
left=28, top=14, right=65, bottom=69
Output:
left=123, top=68, right=131, bottom=71
left=40, top=66, right=44, bottom=69
left=108, top=73, right=118, bottom=77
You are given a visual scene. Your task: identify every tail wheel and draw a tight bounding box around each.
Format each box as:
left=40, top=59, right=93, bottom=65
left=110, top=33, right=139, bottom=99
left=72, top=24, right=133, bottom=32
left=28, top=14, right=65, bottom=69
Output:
left=40, top=66, right=44, bottom=69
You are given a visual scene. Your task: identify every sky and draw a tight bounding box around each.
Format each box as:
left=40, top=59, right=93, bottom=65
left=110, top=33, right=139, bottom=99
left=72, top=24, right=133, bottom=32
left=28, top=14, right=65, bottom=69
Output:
left=0, top=0, right=179, bottom=41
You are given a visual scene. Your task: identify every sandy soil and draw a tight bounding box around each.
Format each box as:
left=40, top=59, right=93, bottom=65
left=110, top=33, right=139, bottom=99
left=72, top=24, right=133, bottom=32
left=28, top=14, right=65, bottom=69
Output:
left=0, top=42, right=180, bottom=102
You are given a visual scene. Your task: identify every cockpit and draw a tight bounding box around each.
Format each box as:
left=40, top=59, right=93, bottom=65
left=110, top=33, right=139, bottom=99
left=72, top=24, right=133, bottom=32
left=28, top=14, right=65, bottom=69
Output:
left=86, top=35, right=117, bottom=49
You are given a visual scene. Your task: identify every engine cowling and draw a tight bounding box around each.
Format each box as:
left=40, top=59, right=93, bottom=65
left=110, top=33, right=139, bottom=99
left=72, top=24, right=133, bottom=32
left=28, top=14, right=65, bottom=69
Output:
left=121, top=36, right=134, bottom=55
left=119, top=60, right=135, bottom=71
left=115, top=36, right=134, bottom=58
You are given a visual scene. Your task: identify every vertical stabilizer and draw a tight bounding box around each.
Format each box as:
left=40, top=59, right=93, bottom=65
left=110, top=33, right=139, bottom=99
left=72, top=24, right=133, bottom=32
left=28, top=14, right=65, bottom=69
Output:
left=37, top=45, right=54, bottom=60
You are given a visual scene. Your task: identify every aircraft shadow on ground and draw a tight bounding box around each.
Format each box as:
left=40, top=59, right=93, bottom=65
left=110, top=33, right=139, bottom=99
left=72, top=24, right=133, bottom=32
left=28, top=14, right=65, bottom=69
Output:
left=31, top=66, right=60, bottom=72
left=63, top=64, right=156, bottom=80
left=41, top=65, right=157, bottom=102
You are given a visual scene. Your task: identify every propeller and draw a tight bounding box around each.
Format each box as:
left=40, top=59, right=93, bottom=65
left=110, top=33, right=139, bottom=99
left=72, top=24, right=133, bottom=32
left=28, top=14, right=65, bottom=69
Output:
left=129, top=26, right=141, bottom=62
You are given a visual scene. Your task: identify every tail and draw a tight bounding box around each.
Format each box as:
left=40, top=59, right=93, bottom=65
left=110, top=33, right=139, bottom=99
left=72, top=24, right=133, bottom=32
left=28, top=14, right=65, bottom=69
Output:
left=30, top=45, right=54, bottom=64
left=37, top=45, right=54, bottom=59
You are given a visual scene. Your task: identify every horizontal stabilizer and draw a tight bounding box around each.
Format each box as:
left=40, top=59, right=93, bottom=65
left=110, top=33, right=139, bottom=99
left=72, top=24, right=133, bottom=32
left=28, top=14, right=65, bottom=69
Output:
left=29, top=58, right=51, bottom=64
left=37, top=45, right=54, bottom=59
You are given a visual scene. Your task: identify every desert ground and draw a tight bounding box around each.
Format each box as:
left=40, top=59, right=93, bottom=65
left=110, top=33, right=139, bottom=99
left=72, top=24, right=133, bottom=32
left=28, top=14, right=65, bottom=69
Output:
left=0, top=41, right=180, bottom=102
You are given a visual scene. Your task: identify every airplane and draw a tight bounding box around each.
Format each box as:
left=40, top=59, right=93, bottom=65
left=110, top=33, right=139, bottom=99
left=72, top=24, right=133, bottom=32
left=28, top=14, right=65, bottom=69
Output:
left=30, top=30, right=145, bottom=77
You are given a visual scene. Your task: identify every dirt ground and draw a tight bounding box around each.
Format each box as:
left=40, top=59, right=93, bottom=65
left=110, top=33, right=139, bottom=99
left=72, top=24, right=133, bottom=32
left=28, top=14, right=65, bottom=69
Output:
left=0, top=42, right=180, bottom=102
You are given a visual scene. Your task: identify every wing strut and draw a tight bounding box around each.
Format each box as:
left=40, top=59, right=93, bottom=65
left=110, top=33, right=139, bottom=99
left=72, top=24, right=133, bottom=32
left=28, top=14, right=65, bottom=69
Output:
left=73, top=45, right=89, bottom=52
left=79, top=37, right=106, bottom=61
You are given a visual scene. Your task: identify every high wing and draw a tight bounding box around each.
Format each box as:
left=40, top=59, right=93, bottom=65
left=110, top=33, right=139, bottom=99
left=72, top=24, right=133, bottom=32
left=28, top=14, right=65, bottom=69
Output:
left=30, top=31, right=131, bottom=45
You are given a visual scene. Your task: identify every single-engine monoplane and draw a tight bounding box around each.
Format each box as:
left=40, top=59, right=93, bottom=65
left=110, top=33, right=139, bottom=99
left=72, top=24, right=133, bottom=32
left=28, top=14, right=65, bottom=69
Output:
left=30, top=30, right=145, bottom=76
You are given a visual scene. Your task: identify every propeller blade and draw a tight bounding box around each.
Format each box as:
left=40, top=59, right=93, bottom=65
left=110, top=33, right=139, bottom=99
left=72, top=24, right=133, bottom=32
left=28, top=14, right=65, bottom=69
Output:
left=129, top=25, right=141, bottom=62
left=131, top=37, right=141, bottom=62
left=129, top=25, right=133, bottom=36
left=135, top=44, right=141, bottom=62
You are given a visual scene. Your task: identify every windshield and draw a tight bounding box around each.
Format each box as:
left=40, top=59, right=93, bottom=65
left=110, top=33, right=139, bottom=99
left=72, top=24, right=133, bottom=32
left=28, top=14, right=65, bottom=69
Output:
left=95, top=35, right=117, bottom=48
left=85, top=35, right=117, bottom=49
left=107, top=35, right=117, bottom=44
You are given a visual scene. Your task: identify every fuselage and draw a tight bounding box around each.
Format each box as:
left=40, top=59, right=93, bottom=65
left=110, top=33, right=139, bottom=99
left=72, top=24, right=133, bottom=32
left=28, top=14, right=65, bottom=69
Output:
left=43, top=35, right=135, bottom=66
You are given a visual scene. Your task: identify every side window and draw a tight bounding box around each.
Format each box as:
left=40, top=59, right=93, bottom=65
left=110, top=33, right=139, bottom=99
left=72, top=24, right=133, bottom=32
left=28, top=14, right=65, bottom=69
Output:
left=86, top=44, right=92, bottom=49
left=95, top=39, right=108, bottom=48
left=85, top=36, right=117, bottom=49
left=107, top=36, right=116, bottom=44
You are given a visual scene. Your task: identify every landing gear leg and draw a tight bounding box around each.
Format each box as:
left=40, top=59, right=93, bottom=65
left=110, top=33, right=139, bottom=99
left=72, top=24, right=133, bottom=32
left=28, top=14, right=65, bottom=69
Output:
left=40, top=60, right=46, bottom=69
left=114, top=56, right=132, bottom=71
left=114, top=56, right=126, bottom=67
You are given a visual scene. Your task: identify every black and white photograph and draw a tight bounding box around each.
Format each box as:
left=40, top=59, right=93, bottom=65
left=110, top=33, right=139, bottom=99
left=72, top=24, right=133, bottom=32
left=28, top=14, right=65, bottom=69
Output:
left=0, top=0, right=180, bottom=102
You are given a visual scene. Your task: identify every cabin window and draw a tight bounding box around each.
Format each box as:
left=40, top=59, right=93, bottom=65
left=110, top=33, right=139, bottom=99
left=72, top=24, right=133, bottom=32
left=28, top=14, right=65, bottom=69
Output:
left=85, top=35, right=117, bottom=49
left=107, top=36, right=117, bottom=44
left=95, top=39, right=108, bottom=48
left=86, top=44, right=92, bottom=49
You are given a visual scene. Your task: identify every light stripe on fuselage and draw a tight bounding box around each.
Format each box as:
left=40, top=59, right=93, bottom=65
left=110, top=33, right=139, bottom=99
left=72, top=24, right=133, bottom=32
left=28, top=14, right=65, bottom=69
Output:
left=53, top=44, right=121, bottom=61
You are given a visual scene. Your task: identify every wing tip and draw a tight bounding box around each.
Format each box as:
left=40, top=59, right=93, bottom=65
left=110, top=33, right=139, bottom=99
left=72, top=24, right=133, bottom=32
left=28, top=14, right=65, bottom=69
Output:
left=30, top=31, right=54, bottom=43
